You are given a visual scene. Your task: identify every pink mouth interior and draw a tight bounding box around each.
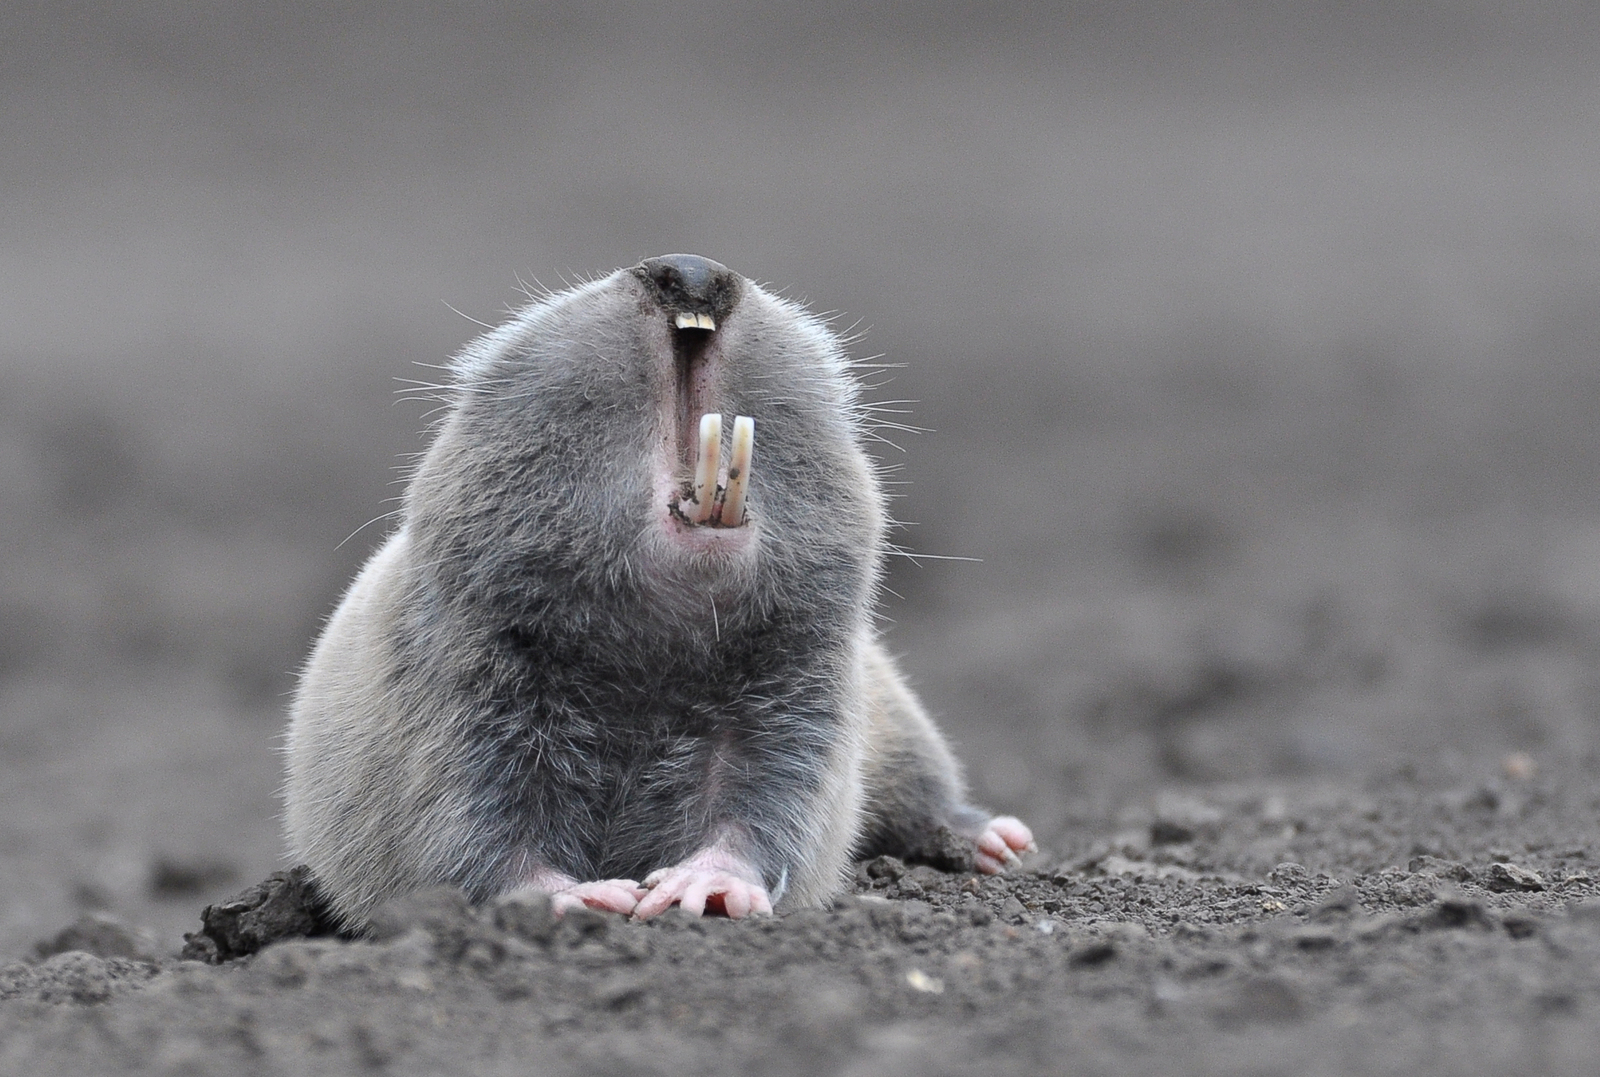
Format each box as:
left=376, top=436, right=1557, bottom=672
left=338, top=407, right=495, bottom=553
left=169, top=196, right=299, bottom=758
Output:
left=667, top=324, right=732, bottom=527
left=665, top=318, right=752, bottom=530
left=675, top=328, right=715, bottom=487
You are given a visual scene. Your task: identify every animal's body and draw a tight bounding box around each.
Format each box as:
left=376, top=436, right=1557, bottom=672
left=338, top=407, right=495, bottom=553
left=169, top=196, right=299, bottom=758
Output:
left=284, top=255, right=1032, bottom=927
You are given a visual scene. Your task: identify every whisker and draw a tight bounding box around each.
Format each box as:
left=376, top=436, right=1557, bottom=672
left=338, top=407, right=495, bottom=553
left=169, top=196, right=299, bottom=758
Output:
left=336, top=509, right=403, bottom=550
left=442, top=301, right=496, bottom=330
left=884, top=545, right=982, bottom=564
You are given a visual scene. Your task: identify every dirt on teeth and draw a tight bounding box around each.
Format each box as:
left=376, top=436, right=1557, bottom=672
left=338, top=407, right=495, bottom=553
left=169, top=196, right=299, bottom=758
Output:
left=679, top=414, right=755, bottom=527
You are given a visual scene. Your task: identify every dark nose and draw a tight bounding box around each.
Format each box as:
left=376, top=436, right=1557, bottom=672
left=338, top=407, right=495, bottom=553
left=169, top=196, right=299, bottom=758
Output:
left=633, top=254, right=742, bottom=325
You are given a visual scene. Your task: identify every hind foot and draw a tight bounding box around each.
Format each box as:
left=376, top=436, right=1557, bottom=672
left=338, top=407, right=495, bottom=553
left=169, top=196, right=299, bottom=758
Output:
left=974, top=816, right=1035, bottom=874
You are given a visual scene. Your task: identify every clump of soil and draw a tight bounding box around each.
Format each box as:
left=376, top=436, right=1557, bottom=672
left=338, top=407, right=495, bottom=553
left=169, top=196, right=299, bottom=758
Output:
left=179, top=866, right=339, bottom=964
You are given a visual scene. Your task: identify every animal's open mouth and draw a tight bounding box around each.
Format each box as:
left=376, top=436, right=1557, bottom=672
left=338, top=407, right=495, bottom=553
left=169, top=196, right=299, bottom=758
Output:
left=666, top=316, right=754, bottom=528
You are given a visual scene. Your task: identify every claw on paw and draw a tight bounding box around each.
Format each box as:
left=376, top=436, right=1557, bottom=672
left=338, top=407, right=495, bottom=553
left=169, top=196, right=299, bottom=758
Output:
left=634, top=866, right=773, bottom=920
left=974, top=815, right=1036, bottom=875
left=546, top=879, right=647, bottom=916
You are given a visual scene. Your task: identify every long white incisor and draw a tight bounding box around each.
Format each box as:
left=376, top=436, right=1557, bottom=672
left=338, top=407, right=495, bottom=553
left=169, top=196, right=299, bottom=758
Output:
left=691, top=413, right=722, bottom=524
left=720, top=416, right=754, bottom=526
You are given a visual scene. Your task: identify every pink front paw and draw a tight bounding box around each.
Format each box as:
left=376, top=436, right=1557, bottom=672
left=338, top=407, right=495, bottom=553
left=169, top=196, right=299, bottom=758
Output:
left=547, top=879, right=647, bottom=916
left=974, top=815, right=1035, bottom=874
left=634, top=865, right=772, bottom=920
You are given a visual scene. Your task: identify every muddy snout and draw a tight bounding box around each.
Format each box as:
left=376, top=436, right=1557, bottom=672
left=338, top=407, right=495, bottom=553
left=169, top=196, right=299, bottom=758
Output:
left=634, top=254, right=743, bottom=330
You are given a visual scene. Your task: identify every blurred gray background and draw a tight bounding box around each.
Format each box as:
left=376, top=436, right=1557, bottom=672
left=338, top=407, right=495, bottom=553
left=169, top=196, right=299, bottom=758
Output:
left=4, top=1, right=1599, bottom=954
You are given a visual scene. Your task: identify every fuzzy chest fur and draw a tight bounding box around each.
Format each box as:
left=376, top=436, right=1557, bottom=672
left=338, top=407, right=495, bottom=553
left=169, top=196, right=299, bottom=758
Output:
left=408, top=609, right=854, bottom=887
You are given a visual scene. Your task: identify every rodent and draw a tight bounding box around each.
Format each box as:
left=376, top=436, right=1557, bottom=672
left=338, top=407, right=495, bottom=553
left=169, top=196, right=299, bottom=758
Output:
left=284, top=254, right=1033, bottom=927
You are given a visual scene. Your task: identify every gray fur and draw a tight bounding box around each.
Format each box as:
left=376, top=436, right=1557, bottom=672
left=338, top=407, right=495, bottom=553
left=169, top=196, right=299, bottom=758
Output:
left=285, top=258, right=992, bottom=929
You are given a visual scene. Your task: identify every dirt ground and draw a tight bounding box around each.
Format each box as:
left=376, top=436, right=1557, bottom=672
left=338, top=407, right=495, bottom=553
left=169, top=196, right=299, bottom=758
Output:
left=7, top=756, right=1600, bottom=1076
left=5, top=4, right=1600, bottom=1074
